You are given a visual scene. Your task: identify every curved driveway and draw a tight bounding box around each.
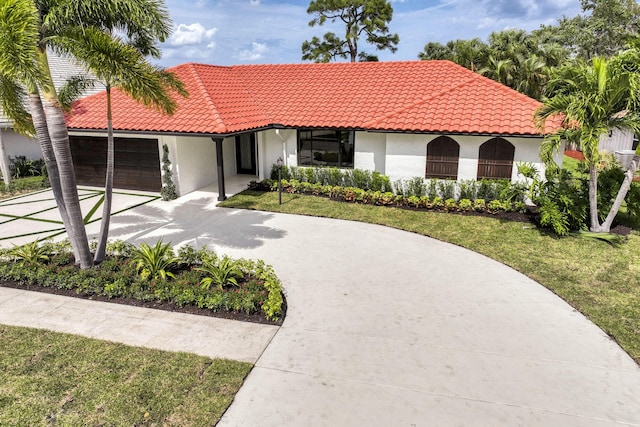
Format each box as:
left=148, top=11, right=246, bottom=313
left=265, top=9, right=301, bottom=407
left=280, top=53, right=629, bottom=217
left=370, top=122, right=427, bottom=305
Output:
left=192, top=210, right=640, bottom=426
left=18, top=189, right=639, bottom=426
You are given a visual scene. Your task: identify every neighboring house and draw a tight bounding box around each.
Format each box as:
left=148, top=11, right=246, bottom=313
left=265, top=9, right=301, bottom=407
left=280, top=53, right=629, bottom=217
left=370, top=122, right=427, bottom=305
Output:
left=65, top=60, right=562, bottom=200
left=0, top=53, right=101, bottom=174
left=599, top=127, right=638, bottom=153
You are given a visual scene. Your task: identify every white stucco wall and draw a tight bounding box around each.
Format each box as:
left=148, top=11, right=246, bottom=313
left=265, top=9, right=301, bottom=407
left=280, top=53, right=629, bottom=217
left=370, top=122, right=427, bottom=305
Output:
left=354, top=131, right=386, bottom=173
left=222, top=137, right=237, bottom=178
left=0, top=129, right=43, bottom=160
left=260, top=129, right=297, bottom=178
left=384, top=133, right=428, bottom=180
left=172, top=135, right=216, bottom=195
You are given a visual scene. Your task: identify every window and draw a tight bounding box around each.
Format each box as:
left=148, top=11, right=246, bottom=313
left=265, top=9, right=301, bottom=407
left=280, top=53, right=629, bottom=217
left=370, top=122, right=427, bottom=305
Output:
left=477, top=137, right=515, bottom=179
left=298, top=129, right=354, bottom=168
left=425, top=136, right=459, bottom=179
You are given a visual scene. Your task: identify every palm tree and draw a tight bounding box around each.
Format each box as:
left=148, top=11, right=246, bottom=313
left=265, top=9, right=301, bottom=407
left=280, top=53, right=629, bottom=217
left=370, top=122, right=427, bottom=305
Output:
left=480, top=56, right=515, bottom=86
left=56, top=27, right=186, bottom=262
left=514, top=54, right=549, bottom=100
left=535, top=55, right=640, bottom=232
left=0, top=0, right=181, bottom=267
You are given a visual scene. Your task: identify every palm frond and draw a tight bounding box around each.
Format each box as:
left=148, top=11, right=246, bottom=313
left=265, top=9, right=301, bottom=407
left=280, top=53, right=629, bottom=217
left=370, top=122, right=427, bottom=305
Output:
left=0, top=73, right=34, bottom=135
left=57, top=75, right=98, bottom=111
left=0, top=0, right=41, bottom=89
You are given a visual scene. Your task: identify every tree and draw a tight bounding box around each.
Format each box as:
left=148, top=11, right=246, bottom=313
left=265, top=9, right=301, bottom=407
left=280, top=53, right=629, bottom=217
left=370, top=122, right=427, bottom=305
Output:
left=418, top=39, right=489, bottom=71
left=535, top=53, right=640, bottom=233
left=0, top=0, right=182, bottom=267
left=535, top=0, right=640, bottom=59
left=418, top=30, right=565, bottom=100
left=54, top=17, right=186, bottom=263
left=301, top=0, right=399, bottom=63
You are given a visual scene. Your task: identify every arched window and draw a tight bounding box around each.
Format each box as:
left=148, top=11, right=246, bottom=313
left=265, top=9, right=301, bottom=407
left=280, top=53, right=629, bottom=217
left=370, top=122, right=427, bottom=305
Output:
left=477, top=138, right=515, bottom=179
left=425, top=136, right=460, bottom=179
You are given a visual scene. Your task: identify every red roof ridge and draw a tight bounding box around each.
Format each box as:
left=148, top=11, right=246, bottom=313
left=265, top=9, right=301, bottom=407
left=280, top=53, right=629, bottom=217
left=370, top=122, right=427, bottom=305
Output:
left=184, top=63, right=228, bottom=133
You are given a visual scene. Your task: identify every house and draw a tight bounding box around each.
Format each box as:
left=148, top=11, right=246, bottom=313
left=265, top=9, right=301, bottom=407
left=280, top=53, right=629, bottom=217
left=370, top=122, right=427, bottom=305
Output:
left=65, top=60, right=563, bottom=200
left=599, top=128, right=638, bottom=153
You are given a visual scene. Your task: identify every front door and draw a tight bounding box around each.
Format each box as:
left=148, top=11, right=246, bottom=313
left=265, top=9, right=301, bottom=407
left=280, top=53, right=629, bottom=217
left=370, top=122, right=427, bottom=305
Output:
left=235, top=133, right=257, bottom=175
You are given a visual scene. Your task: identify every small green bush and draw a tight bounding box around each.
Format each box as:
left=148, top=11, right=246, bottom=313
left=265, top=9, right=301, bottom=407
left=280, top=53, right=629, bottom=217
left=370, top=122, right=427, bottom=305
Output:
left=458, top=198, right=473, bottom=211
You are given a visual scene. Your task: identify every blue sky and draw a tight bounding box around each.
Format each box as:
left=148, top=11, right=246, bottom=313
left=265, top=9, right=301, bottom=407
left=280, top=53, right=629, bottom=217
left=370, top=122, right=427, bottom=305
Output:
left=158, top=0, right=581, bottom=67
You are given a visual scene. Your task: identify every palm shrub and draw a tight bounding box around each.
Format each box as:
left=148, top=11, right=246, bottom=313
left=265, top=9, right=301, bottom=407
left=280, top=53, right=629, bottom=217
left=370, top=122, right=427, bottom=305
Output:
left=197, top=255, right=243, bottom=291
left=8, top=240, right=49, bottom=266
left=458, top=180, right=478, bottom=200
left=131, top=240, right=180, bottom=280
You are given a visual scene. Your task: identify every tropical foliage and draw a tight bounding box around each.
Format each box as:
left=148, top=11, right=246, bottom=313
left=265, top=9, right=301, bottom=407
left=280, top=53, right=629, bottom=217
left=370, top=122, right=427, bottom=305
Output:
left=418, top=0, right=640, bottom=100
left=0, top=240, right=285, bottom=322
left=535, top=50, right=640, bottom=233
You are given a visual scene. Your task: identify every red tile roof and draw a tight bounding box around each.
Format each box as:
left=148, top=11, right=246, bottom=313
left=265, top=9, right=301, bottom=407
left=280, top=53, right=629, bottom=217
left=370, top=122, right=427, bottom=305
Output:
left=66, top=60, right=546, bottom=136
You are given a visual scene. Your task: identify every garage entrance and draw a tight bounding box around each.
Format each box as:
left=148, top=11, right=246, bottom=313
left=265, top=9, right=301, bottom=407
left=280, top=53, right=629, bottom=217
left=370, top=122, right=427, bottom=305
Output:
left=69, top=136, right=161, bottom=192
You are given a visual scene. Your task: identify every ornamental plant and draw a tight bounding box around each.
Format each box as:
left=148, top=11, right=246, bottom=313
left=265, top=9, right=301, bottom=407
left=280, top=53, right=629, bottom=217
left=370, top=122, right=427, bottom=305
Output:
left=131, top=240, right=180, bottom=280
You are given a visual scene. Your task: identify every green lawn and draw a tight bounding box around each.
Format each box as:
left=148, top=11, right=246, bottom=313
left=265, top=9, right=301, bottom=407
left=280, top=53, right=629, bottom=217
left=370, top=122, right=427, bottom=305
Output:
left=0, top=325, right=251, bottom=426
left=220, top=190, right=640, bottom=364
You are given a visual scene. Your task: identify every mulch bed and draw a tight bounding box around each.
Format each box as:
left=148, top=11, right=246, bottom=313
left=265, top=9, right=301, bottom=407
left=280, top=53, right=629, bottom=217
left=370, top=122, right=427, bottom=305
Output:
left=0, top=280, right=285, bottom=326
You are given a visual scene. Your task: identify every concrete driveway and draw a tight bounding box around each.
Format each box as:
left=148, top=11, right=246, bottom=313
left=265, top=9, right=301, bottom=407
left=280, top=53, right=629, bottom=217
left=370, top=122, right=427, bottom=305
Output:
left=2, top=187, right=639, bottom=425
left=92, top=195, right=639, bottom=426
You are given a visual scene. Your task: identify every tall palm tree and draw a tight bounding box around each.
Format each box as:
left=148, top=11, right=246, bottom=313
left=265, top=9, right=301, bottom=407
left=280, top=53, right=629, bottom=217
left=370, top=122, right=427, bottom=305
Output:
left=55, top=26, right=186, bottom=262
left=0, top=0, right=181, bottom=267
left=536, top=55, right=640, bottom=232
left=0, top=0, right=86, bottom=261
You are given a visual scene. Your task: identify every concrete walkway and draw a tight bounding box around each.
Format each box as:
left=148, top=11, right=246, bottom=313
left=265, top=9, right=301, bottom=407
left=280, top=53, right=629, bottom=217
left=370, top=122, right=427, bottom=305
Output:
left=1, top=189, right=640, bottom=425
left=0, top=287, right=278, bottom=364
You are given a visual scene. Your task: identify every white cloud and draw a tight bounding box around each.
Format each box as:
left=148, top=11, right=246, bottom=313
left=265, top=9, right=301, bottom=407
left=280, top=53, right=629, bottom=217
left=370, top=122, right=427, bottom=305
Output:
left=236, top=42, right=268, bottom=61
left=250, top=0, right=261, bottom=5
left=169, top=23, right=217, bottom=47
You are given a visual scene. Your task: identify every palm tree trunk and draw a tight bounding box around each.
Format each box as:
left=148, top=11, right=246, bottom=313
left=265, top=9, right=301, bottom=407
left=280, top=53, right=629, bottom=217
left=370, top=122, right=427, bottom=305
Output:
left=94, top=86, right=113, bottom=263
left=28, top=91, right=80, bottom=261
left=588, top=163, right=603, bottom=232
left=0, top=129, right=11, bottom=186
left=36, top=49, right=93, bottom=268
left=600, top=158, right=639, bottom=232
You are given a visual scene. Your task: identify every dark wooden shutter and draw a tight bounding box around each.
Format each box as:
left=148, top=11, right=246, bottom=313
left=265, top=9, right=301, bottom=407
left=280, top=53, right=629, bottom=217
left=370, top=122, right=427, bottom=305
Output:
left=425, top=136, right=460, bottom=179
left=477, top=138, right=514, bottom=179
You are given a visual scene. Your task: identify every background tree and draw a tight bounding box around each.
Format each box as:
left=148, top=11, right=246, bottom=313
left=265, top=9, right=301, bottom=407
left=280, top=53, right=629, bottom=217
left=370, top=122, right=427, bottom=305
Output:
left=302, top=0, right=399, bottom=62
left=535, top=0, right=640, bottom=59
left=418, top=29, right=567, bottom=100
left=535, top=52, right=640, bottom=233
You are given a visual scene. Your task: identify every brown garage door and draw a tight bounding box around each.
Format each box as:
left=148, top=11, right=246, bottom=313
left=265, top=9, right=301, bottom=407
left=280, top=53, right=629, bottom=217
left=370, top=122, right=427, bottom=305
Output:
left=70, top=136, right=161, bottom=192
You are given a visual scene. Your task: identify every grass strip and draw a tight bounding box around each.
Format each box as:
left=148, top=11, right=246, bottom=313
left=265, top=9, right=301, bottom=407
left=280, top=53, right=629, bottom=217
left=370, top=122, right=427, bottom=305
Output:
left=83, top=194, right=105, bottom=224
left=0, top=324, right=251, bottom=426
left=220, top=190, right=640, bottom=364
